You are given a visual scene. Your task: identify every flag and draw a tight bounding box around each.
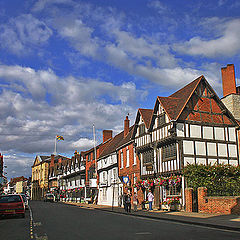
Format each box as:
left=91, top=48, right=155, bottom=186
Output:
left=56, top=135, right=64, bottom=141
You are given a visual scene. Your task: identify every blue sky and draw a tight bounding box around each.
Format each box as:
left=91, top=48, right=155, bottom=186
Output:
left=0, top=0, right=240, bottom=180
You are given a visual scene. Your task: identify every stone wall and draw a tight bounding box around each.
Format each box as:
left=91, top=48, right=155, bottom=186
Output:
left=222, top=94, right=240, bottom=120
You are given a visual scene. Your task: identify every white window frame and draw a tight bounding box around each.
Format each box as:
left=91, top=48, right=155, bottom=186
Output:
left=126, top=149, right=130, bottom=167
left=120, top=151, right=124, bottom=169
left=133, top=149, right=137, bottom=165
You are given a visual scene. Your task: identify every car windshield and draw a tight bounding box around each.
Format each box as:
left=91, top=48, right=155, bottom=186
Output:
left=0, top=195, right=22, bottom=203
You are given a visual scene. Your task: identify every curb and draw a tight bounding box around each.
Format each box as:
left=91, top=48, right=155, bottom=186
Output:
left=82, top=205, right=240, bottom=233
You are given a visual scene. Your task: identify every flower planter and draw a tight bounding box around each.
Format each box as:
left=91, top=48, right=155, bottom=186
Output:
left=169, top=203, right=182, bottom=211
left=161, top=204, right=170, bottom=211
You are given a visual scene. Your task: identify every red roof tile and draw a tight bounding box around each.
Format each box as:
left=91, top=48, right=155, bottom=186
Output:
left=158, top=76, right=203, bottom=120
left=139, top=109, right=153, bottom=128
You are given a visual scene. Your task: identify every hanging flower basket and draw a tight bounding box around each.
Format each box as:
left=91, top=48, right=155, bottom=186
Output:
left=137, top=175, right=181, bottom=190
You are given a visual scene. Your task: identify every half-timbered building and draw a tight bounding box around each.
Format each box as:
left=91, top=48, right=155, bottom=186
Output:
left=133, top=75, right=240, bottom=209
left=59, top=151, right=86, bottom=202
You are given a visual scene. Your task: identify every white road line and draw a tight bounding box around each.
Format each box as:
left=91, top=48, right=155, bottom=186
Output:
left=135, top=232, right=152, bottom=235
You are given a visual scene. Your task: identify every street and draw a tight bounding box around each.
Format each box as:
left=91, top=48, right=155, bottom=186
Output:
left=1, top=201, right=240, bottom=240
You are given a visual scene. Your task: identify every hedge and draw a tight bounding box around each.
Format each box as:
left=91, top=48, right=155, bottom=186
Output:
left=183, top=164, right=240, bottom=196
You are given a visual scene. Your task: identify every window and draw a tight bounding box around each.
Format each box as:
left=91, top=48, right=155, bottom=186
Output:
left=133, top=150, right=136, bottom=165
left=162, top=143, right=176, bottom=161
left=142, top=150, right=154, bottom=164
left=120, top=152, right=124, bottom=168
left=113, top=168, right=117, bottom=180
left=167, top=185, right=181, bottom=196
left=157, top=113, right=166, bottom=127
left=126, top=149, right=129, bottom=167
left=139, top=124, right=146, bottom=135
left=103, top=172, right=106, bottom=182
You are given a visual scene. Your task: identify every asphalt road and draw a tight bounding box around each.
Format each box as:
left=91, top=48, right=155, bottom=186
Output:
left=1, top=201, right=240, bottom=240
left=0, top=208, right=30, bottom=240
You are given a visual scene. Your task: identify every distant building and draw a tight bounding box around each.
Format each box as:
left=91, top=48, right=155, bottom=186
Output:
left=31, top=155, right=51, bottom=200
left=9, top=176, right=28, bottom=194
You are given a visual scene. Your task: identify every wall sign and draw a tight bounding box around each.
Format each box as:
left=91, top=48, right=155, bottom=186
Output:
left=123, top=176, right=129, bottom=184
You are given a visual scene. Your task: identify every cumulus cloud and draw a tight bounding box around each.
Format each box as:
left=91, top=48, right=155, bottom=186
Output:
left=173, top=18, right=240, bottom=58
left=147, top=1, right=167, bottom=13
left=32, top=0, right=74, bottom=12
left=0, top=14, right=52, bottom=55
left=3, top=153, right=33, bottom=180
left=0, top=64, right=145, bottom=155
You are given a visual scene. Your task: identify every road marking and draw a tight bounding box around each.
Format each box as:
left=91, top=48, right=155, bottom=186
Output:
left=29, top=206, right=34, bottom=239
left=135, top=232, right=152, bottom=235
left=34, top=222, right=42, bottom=227
left=35, top=234, right=48, bottom=240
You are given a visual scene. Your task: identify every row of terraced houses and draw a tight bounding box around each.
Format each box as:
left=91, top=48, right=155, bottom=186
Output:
left=31, top=64, right=240, bottom=211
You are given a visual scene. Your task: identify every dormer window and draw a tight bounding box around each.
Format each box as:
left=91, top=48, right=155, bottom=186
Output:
left=139, top=124, right=146, bottom=135
left=157, top=113, right=166, bottom=127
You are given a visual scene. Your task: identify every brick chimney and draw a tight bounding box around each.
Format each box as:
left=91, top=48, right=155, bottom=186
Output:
left=103, top=130, right=112, bottom=143
left=221, top=64, right=236, bottom=97
left=50, top=154, right=55, bottom=167
left=124, top=115, right=130, bottom=137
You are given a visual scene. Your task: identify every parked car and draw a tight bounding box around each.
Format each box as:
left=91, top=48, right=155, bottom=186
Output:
left=44, top=193, right=54, bottom=202
left=0, top=194, right=25, bottom=218
left=20, top=194, right=29, bottom=210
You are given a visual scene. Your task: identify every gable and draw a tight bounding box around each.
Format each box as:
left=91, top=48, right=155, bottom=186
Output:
left=179, top=80, right=236, bottom=125
left=151, top=99, right=171, bottom=130
left=32, top=156, right=41, bottom=167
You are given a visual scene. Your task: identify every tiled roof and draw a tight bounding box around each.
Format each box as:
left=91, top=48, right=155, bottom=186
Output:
left=116, top=125, right=134, bottom=150
left=139, top=108, right=153, bottom=128
left=158, top=75, right=203, bottom=120
left=99, top=131, right=125, bottom=158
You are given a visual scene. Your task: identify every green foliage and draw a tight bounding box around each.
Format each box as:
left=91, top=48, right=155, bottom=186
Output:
left=183, top=164, right=240, bottom=196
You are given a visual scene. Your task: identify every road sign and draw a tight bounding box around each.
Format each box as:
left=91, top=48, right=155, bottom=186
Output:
left=122, top=176, right=129, bottom=184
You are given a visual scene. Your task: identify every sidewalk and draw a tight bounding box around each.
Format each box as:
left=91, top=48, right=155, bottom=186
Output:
left=63, top=201, right=240, bottom=232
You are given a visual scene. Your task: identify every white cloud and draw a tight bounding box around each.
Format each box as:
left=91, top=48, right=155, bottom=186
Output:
left=148, top=1, right=167, bottom=13
left=0, top=14, right=52, bottom=55
left=173, top=18, right=240, bottom=58
left=32, top=0, right=74, bottom=12
left=3, top=153, right=33, bottom=180
left=71, top=138, right=94, bottom=149
left=0, top=64, right=145, bottom=154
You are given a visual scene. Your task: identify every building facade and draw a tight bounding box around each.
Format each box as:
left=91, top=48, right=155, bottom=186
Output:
left=132, top=75, right=239, bottom=209
left=31, top=155, right=50, bottom=200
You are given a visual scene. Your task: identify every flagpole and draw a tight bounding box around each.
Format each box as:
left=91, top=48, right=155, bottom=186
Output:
left=93, top=124, right=98, bottom=204
left=54, top=136, right=57, bottom=155
left=93, top=124, right=97, bottom=176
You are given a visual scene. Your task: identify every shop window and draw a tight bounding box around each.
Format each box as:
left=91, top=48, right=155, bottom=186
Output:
left=167, top=185, right=181, bottom=196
